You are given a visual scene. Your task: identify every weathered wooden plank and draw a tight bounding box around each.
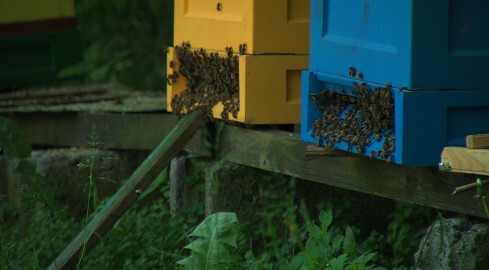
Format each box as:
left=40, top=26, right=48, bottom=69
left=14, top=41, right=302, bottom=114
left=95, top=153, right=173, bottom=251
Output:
left=186, top=124, right=487, bottom=219
left=441, top=146, right=489, bottom=176
left=4, top=110, right=485, bottom=218
left=467, top=134, right=489, bottom=149
left=47, top=110, right=204, bottom=270
left=2, top=112, right=179, bottom=150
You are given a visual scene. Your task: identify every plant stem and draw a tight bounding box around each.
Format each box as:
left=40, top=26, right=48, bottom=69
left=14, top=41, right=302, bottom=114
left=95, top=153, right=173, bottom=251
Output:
left=76, top=156, right=94, bottom=269
left=482, top=196, right=489, bottom=219
left=452, top=179, right=489, bottom=195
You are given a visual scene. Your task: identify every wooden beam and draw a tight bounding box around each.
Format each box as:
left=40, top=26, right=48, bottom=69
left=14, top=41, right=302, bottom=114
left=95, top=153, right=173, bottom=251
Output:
left=47, top=110, right=204, bottom=270
left=441, top=146, right=489, bottom=176
left=467, top=134, right=489, bottom=149
left=184, top=124, right=487, bottom=219
left=3, top=111, right=486, bottom=218
left=2, top=112, right=179, bottom=150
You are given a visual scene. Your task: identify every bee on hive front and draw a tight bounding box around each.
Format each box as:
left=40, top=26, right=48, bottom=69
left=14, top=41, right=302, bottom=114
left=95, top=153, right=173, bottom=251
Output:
left=167, top=74, right=176, bottom=85
left=348, top=67, right=357, bottom=77
left=239, top=43, right=247, bottom=55
left=225, top=46, right=234, bottom=58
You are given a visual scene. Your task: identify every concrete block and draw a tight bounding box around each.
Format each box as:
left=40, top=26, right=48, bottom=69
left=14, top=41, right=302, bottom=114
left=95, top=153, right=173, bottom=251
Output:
left=415, top=217, right=489, bottom=269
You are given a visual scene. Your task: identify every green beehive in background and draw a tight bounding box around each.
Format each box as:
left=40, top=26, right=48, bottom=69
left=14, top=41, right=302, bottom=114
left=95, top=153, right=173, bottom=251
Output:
left=0, top=0, right=82, bottom=88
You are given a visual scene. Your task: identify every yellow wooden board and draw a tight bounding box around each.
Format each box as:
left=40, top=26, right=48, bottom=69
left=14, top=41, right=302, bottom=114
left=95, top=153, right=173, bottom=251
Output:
left=441, top=146, right=489, bottom=176
left=166, top=47, right=308, bottom=124
left=174, top=0, right=310, bottom=54
left=466, top=134, right=489, bottom=149
left=0, top=0, right=75, bottom=24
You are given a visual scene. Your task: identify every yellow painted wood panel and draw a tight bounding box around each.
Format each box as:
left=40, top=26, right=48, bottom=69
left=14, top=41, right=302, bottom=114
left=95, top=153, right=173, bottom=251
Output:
left=174, top=0, right=310, bottom=54
left=166, top=47, right=308, bottom=124
left=0, top=0, right=75, bottom=24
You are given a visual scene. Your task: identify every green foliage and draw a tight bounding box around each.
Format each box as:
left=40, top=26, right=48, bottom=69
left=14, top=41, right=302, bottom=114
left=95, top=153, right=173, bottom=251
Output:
left=0, top=117, right=55, bottom=209
left=18, top=159, right=55, bottom=207
left=0, top=118, right=437, bottom=269
left=0, top=117, right=31, bottom=161
left=361, top=201, right=436, bottom=268
left=178, top=213, right=239, bottom=269
left=60, top=0, right=174, bottom=90
left=288, top=210, right=383, bottom=270
left=58, top=43, right=130, bottom=83
left=0, top=211, right=79, bottom=269
left=180, top=209, right=385, bottom=270
left=82, top=198, right=204, bottom=270
left=1, top=178, right=204, bottom=270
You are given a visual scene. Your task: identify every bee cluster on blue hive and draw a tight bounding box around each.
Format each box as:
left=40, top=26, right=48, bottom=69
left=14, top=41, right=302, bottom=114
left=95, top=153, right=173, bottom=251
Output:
left=309, top=68, right=395, bottom=161
left=301, top=0, right=489, bottom=166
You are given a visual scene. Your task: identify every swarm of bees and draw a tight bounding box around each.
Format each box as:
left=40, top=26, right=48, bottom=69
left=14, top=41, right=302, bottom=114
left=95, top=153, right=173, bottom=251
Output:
left=310, top=68, right=396, bottom=161
left=169, top=42, right=242, bottom=120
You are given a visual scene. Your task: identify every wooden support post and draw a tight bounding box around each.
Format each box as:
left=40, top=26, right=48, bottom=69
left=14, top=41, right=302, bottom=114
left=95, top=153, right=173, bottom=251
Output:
left=169, top=155, right=187, bottom=214
left=47, top=111, right=204, bottom=270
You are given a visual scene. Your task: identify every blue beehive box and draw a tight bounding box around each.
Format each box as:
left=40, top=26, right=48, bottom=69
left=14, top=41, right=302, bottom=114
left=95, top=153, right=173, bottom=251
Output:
left=302, top=0, right=489, bottom=166
left=310, top=0, right=489, bottom=90
left=301, top=71, right=489, bottom=166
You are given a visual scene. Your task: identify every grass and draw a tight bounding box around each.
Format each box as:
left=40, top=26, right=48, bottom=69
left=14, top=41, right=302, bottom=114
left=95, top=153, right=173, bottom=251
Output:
left=0, top=189, right=204, bottom=269
left=0, top=156, right=440, bottom=269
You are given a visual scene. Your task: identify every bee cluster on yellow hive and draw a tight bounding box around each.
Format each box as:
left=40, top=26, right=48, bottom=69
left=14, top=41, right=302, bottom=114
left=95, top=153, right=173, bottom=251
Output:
left=168, top=42, right=246, bottom=120
left=309, top=68, right=396, bottom=161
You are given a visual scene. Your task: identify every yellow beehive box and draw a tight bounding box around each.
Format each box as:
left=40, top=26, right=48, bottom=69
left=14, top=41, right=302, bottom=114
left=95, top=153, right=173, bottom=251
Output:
left=174, top=0, right=310, bottom=54
left=166, top=47, right=308, bottom=124
left=0, top=0, right=75, bottom=24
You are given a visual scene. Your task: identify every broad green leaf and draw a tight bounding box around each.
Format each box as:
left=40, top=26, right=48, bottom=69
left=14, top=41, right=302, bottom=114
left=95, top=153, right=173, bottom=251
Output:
left=332, top=235, right=344, bottom=253
left=57, top=62, right=92, bottom=78
left=305, top=238, right=321, bottom=258
left=343, top=225, right=357, bottom=253
left=183, top=238, right=233, bottom=265
left=85, top=43, right=101, bottom=63
left=178, top=213, right=238, bottom=269
left=349, top=252, right=377, bottom=267
left=177, top=256, right=213, bottom=270
left=307, top=224, right=322, bottom=238
left=184, top=238, right=230, bottom=257
left=140, top=167, right=168, bottom=199
left=288, top=252, right=307, bottom=270
left=330, top=254, right=348, bottom=270
left=319, top=210, right=333, bottom=233
left=89, top=64, right=110, bottom=82
left=190, top=212, right=238, bottom=247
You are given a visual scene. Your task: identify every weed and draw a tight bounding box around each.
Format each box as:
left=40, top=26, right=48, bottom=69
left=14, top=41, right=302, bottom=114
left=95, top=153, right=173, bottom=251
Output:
left=361, top=201, right=437, bottom=267
left=179, top=209, right=385, bottom=270
left=0, top=210, right=79, bottom=269
left=0, top=117, right=55, bottom=210
left=177, top=212, right=239, bottom=269
left=75, top=125, right=105, bottom=268
left=475, top=178, right=489, bottom=219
